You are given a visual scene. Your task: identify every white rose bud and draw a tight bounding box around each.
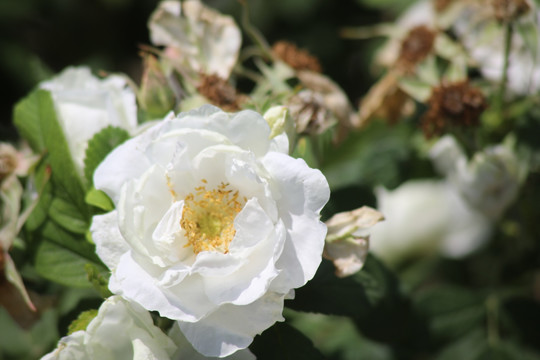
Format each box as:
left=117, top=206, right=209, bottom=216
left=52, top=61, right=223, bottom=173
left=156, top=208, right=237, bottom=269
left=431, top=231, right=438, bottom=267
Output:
left=323, top=206, right=384, bottom=277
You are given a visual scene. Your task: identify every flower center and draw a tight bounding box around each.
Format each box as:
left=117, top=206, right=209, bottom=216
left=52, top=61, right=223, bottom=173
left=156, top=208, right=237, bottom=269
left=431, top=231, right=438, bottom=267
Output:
left=180, top=180, right=245, bottom=254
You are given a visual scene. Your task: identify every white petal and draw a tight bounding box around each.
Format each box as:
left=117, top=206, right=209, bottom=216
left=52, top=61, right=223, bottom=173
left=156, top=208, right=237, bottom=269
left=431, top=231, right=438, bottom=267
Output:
left=178, top=292, right=286, bottom=357
left=118, top=165, right=174, bottom=266
left=111, top=253, right=215, bottom=322
left=40, top=331, right=87, bottom=360
left=175, top=106, right=271, bottom=157
left=85, top=296, right=176, bottom=359
left=191, top=252, right=245, bottom=277
left=168, top=323, right=256, bottom=360
left=94, top=136, right=152, bottom=204
left=151, top=200, right=194, bottom=264
left=91, top=211, right=128, bottom=270
left=201, top=199, right=285, bottom=305
left=262, top=152, right=330, bottom=291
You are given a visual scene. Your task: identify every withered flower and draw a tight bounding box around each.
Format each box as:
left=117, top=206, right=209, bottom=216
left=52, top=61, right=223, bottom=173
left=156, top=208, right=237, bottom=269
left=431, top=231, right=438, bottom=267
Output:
left=492, top=0, right=531, bottom=23
left=289, top=70, right=359, bottom=139
left=421, top=81, right=487, bottom=137
left=0, top=144, right=18, bottom=183
left=196, top=73, right=245, bottom=112
left=397, top=25, right=437, bottom=71
left=272, top=41, right=322, bottom=73
left=434, top=0, right=456, bottom=12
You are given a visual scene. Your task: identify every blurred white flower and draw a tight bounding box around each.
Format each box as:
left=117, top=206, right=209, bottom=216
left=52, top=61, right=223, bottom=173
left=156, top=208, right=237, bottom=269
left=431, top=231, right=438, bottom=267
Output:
left=430, top=135, right=526, bottom=219
left=91, top=105, right=329, bottom=357
left=40, top=66, right=137, bottom=176
left=323, top=206, right=384, bottom=277
left=41, top=296, right=176, bottom=360
left=149, top=0, right=241, bottom=79
left=369, top=180, right=492, bottom=265
left=453, top=1, right=540, bottom=96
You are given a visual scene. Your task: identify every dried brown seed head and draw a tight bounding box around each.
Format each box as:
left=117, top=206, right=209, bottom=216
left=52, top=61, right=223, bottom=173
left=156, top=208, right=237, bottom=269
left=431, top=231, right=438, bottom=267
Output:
left=196, top=74, right=243, bottom=112
left=272, top=41, right=322, bottom=73
left=492, top=0, right=530, bottom=23
left=398, top=25, right=437, bottom=70
left=434, top=0, right=455, bottom=12
left=421, top=81, right=487, bottom=138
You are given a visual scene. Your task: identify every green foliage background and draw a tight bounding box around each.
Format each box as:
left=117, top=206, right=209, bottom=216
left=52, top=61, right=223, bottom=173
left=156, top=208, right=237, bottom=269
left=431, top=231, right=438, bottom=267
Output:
left=2, top=0, right=540, bottom=359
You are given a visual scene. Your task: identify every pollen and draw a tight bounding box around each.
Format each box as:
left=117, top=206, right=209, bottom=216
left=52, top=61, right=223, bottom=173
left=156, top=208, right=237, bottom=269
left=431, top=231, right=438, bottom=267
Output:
left=180, top=180, right=245, bottom=254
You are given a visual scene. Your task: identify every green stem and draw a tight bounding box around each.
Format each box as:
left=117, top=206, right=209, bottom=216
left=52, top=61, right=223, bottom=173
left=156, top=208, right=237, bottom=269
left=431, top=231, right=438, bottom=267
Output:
left=238, top=0, right=274, bottom=61
left=486, top=295, right=500, bottom=346
left=496, top=23, right=513, bottom=123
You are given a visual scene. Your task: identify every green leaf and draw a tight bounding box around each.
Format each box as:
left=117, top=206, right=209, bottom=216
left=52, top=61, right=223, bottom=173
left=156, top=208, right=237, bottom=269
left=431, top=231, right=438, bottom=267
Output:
left=13, top=88, right=47, bottom=152
left=0, top=307, right=58, bottom=360
left=354, top=0, right=416, bottom=13
left=15, top=89, right=90, bottom=228
left=37, top=92, right=89, bottom=218
left=85, top=187, right=114, bottom=212
left=67, top=309, right=98, bottom=335
left=415, top=285, right=485, bottom=343
left=42, top=221, right=100, bottom=262
left=288, top=256, right=428, bottom=351
left=23, top=159, right=53, bottom=232
left=503, top=298, right=540, bottom=352
left=286, top=310, right=393, bottom=360
left=34, top=240, right=104, bottom=288
left=84, top=126, right=130, bottom=186
left=287, top=255, right=400, bottom=319
left=49, top=197, right=90, bottom=234
left=250, top=322, right=325, bottom=360
left=437, top=331, right=540, bottom=360
left=85, top=263, right=112, bottom=298
left=33, top=220, right=105, bottom=287
left=436, top=329, right=488, bottom=360
left=482, top=341, right=540, bottom=360
left=320, top=121, right=414, bottom=190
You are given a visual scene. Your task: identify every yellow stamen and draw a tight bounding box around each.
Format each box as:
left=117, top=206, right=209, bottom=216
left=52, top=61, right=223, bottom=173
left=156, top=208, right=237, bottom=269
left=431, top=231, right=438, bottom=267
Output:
left=180, top=180, right=245, bottom=254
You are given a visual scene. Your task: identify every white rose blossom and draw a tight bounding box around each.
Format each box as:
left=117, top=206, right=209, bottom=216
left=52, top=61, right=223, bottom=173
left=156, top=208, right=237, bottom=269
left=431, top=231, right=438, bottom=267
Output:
left=430, top=135, right=526, bottom=220
left=369, top=180, right=492, bottom=265
left=90, top=105, right=330, bottom=357
left=453, top=1, right=540, bottom=96
left=41, top=296, right=176, bottom=360
left=40, top=66, right=137, bottom=175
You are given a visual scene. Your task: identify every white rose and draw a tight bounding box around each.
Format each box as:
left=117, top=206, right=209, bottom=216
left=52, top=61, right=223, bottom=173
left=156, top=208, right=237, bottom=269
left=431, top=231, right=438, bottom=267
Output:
left=369, top=180, right=492, bottom=265
left=91, top=105, right=330, bottom=357
left=430, top=135, right=526, bottom=219
left=453, top=3, right=540, bottom=96
left=40, top=66, right=137, bottom=175
left=41, top=296, right=176, bottom=360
